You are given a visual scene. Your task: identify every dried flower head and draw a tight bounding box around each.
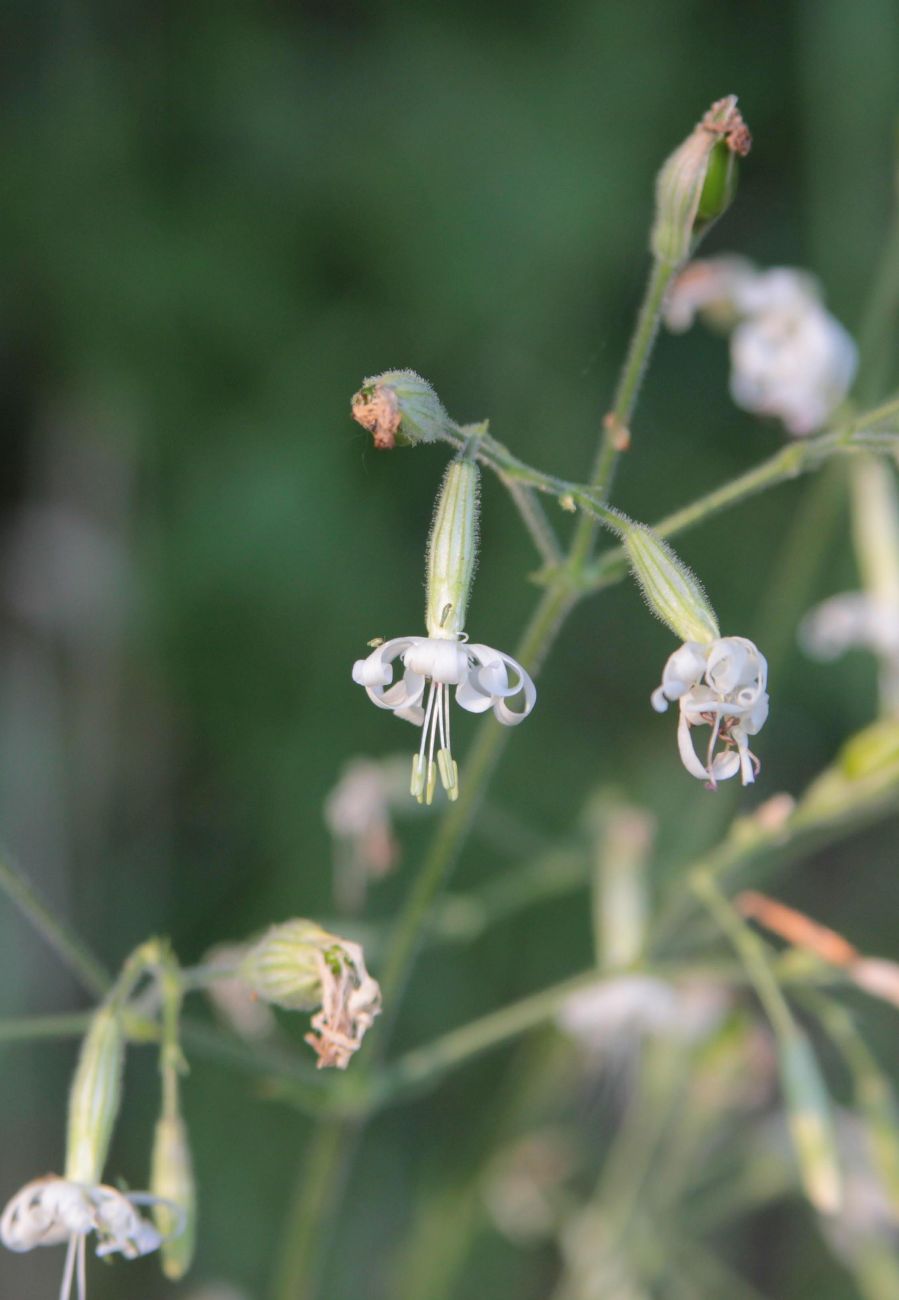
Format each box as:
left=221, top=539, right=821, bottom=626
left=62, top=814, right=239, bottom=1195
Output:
left=240, top=920, right=382, bottom=1069
left=351, top=370, right=453, bottom=449
left=652, top=95, right=750, bottom=266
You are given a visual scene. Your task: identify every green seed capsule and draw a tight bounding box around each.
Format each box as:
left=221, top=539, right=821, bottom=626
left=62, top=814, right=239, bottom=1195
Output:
left=151, top=1114, right=196, bottom=1279
left=64, top=1005, right=125, bottom=1185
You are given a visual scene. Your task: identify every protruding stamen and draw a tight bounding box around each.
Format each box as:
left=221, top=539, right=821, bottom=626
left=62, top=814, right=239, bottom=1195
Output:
left=411, top=754, right=426, bottom=801
left=425, top=761, right=437, bottom=805
left=436, top=748, right=454, bottom=792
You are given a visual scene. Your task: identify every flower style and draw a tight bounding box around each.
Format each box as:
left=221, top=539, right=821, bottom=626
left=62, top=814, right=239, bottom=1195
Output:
left=352, top=636, right=536, bottom=804
left=665, top=258, right=857, bottom=435
left=1, top=1174, right=170, bottom=1300
left=651, top=635, right=769, bottom=786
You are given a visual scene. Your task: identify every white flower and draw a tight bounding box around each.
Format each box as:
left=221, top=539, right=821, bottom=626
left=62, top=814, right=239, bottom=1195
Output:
left=800, top=459, right=899, bottom=712
left=557, top=974, right=726, bottom=1051
left=666, top=258, right=857, bottom=435
left=1, top=1175, right=171, bottom=1300
left=651, top=635, right=769, bottom=786
left=352, top=635, right=536, bottom=804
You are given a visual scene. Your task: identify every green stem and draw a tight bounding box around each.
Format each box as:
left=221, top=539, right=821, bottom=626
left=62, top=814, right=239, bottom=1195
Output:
left=0, top=1011, right=93, bottom=1042
left=500, top=476, right=563, bottom=566
left=0, top=851, right=111, bottom=998
left=689, top=873, right=793, bottom=1038
left=568, top=257, right=676, bottom=568
left=271, top=1120, right=362, bottom=1300
left=855, top=178, right=899, bottom=406
left=382, top=970, right=599, bottom=1100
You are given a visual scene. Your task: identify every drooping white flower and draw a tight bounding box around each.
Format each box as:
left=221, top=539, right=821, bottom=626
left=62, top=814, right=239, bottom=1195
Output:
left=0, top=1175, right=170, bottom=1300
left=353, top=455, right=536, bottom=804
left=352, top=635, right=536, bottom=804
left=651, top=635, right=769, bottom=786
left=666, top=258, right=857, bottom=435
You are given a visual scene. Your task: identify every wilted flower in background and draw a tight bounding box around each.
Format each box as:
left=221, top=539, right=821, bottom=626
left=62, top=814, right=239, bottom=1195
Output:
left=666, top=257, right=857, bottom=434
left=324, top=756, right=406, bottom=910
left=240, top=920, right=382, bottom=1069
left=651, top=636, right=769, bottom=786
left=1, top=1175, right=167, bottom=1300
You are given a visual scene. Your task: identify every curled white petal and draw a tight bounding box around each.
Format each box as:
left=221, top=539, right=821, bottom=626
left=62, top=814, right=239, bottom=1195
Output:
left=352, top=637, right=427, bottom=719
left=462, top=645, right=537, bottom=725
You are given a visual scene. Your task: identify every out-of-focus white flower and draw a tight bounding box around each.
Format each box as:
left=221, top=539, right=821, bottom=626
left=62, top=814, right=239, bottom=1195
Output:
left=324, top=757, right=403, bottom=910
left=557, top=1205, right=651, bottom=1300
left=802, top=458, right=899, bottom=712
left=651, top=636, right=769, bottom=786
left=482, top=1131, right=574, bottom=1244
left=666, top=258, right=857, bottom=435
left=0, top=1175, right=169, bottom=1300
left=820, top=1115, right=899, bottom=1264
left=557, top=974, right=726, bottom=1057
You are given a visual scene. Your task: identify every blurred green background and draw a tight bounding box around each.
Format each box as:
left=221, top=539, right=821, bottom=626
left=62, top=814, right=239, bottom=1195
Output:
left=1, top=2, right=898, bottom=1297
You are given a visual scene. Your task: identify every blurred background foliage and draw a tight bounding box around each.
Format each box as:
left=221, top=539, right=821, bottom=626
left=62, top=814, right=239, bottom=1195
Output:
left=0, top=1, right=898, bottom=1297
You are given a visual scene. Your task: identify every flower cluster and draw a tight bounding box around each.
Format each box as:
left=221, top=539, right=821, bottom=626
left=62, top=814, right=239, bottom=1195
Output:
left=651, top=636, right=769, bottom=786
left=666, top=257, right=857, bottom=434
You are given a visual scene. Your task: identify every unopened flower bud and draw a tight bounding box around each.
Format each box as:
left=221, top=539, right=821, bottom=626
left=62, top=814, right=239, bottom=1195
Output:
left=151, top=1114, right=196, bottom=1280
left=426, top=457, right=479, bottom=639
left=239, top=919, right=333, bottom=1011
left=64, top=1005, right=125, bottom=1185
left=781, top=1030, right=842, bottom=1215
left=623, top=523, right=719, bottom=644
left=652, top=95, right=750, bottom=267
left=351, top=369, right=453, bottom=449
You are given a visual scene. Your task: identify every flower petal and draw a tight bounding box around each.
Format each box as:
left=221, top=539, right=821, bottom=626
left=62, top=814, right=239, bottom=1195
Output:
left=352, top=637, right=427, bottom=717
left=677, top=709, right=711, bottom=782
left=462, top=645, right=537, bottom=725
